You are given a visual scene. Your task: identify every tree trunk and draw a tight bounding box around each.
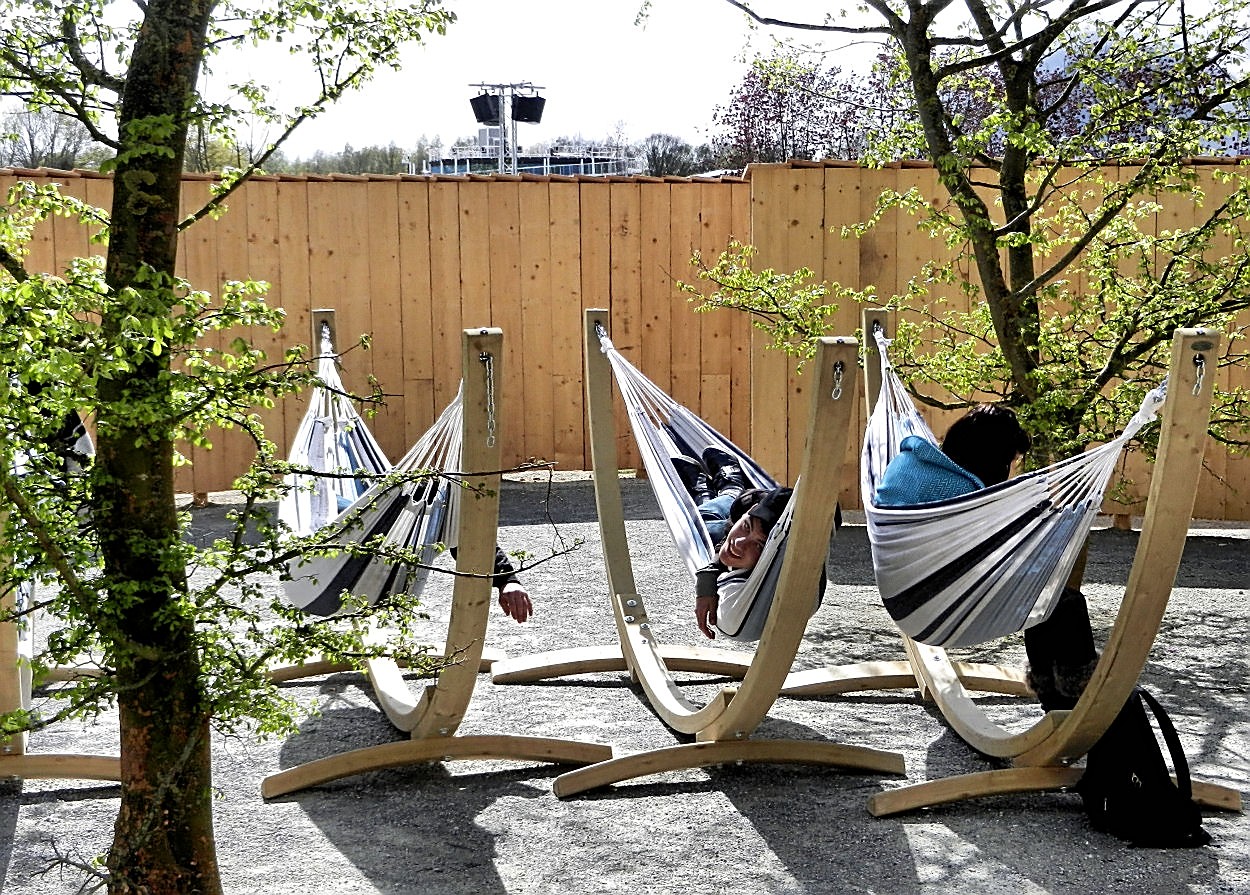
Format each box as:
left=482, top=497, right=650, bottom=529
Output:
left=97, top=2, right=222, bottom=892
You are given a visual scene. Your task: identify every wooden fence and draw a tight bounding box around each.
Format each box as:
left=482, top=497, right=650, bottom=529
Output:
left=3, top=162, right=1246, bottom=519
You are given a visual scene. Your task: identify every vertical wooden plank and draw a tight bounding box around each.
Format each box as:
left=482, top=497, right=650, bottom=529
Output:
left=242, top=177, right=288, bottom=465
left=697, top=179, right=734, bottom=438
left=519, top=180, right=555, bottom=466
left=206, top=180, right=256, bottom=493
left=1188, top=167, right=1235, bottom=520
left=549, top=181, right=585, bottom=470
left=48, top=175, right=92, bottom=274
left=177, top=179, right=221, bottom=495
left=747, top=164, right=825, bottom=482
left=459, top=182, right=492, bottom=329
left=19, top=175, right=58, bottom=275
left=365, top=178, right=406, bottom=462
left=746, top=164, right=795, bottom=480
left=397, top=179, right=437, bottom=444
left=428, top=181, right=464, bottom=414
left=824, top=165, right=866, bottom=508
left=275, top=178, right=313, bottom=457
left=783, top=166, right=828, bottom=480
left=729, top=180, right=754, bottom=454
left=488, top=180, right=524, bottom=466
left=641, top=180, right=674, bottom=408
left=609, top=181, right=643, bottom=472
left=308, top=180, right=372, bottom=412
left=578, top=181, right=612, bottom=470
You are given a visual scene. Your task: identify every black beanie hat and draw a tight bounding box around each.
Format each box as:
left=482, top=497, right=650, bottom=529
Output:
left=743, top=486, right=793, bottom=534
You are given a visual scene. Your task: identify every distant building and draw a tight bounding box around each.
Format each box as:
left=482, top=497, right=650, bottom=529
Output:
left=421, top=127, right=641, bottom=176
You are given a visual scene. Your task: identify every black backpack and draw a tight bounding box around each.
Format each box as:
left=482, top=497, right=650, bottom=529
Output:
left=1076, top=687, right=1212, bottom=848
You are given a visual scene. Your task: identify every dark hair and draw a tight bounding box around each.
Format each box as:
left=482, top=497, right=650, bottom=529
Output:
left=728, top=486, right=793, bottom=534
left=941, top=404, right=1031, bottom=487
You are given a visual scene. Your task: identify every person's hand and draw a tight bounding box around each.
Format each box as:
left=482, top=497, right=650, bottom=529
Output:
left=695, top=594, right=719, bottom=639
left=499, top=582, right=532, bottom=623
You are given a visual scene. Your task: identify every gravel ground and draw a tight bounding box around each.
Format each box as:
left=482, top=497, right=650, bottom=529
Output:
left=2, top=474, right=1248, bottom=895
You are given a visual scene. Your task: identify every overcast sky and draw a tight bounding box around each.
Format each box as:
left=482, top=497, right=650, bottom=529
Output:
left=214, top=0, right=882, bottom=159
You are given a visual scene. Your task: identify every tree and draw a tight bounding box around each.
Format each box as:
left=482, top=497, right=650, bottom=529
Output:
left=1, top=104, right=94, bottom=168
left=711, top=49, right=877, bottom=164
left=0, top=2, right=455, bottom=892
left=692, top=0, right=1250, bottom=462
left=640, top=132, right=697, bottom=176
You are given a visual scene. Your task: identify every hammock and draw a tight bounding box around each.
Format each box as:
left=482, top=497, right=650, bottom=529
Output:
left=278, top=324, right=391, bottom=538
left=283, top=386, right=464, bottom=617
left=862, top=328, right=1166, bottom=649
left=9, top=410, right=94, bottom=710
left=594, top=325, right=809, bottom=642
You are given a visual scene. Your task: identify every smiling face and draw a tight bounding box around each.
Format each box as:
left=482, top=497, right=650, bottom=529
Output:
left=718, top=512, right=767, bottom=570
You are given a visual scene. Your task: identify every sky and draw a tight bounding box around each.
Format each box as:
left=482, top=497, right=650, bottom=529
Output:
left=217, top=0, right=882, bottom=160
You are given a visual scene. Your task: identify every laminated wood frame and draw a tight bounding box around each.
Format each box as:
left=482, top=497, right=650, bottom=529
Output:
left=0, top=567, right=120, bottom=783
left=853, top=311, right=1242, bottom=817
left=262, top=328, right=611, bottom=798
left=1, top=430, right=119, bottom=783
left=494, top=309, right=904, bottom=797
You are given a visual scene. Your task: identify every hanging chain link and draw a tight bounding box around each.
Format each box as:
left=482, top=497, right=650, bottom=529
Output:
left=1192, top=353, right=1206, bottom=397
left=480, top=351, right=497, bottom=447
left=831, top=360, right=844, bottom=400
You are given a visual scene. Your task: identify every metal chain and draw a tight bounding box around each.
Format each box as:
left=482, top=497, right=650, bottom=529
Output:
left=1193, top=353, right=1206, bottom=396
left=831, top=360, right=844, bottom=400
left=479, top=351, right=497, bottom=447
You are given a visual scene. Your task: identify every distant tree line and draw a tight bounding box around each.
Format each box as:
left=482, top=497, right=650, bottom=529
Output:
left=6, top=41, right=1246, bottom=178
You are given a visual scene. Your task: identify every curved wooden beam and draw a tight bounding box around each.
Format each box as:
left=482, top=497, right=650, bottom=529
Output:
left=868, top=766, right=1243, bottom=817
left=553, top=738, right=905, bottom=799
left=261, top=328, right=610, bottom=798
left=263, top=735, right=613, bottom=799
left=491, top=643, right=755, bottom=683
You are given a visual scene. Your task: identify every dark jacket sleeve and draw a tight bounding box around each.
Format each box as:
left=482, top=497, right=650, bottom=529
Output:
left=448, top=545, right=521, bottom=591
left=490, top=546, right=520, bottom=591
left=695, top=561, right=725, bottom=599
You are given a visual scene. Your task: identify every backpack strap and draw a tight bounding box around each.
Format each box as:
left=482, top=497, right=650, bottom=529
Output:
left=1136, top=686, right=1194, bottom=800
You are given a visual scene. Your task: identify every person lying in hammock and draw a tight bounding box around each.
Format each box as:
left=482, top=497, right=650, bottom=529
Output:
left=874, top=403, right=1099, bottom=711
left=674, top=448, right=795, bottom=639
left=873, top=403, right=1031, bottom=503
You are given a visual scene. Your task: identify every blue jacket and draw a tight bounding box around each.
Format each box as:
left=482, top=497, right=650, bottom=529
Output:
left=873, top=435, right=984, bottom=507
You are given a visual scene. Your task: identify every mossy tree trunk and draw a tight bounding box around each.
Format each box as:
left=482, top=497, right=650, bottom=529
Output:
left=97, top=2, right=221, bottom=892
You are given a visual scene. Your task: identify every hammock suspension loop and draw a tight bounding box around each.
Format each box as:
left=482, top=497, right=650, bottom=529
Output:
left=831, top=360, right=845, bottom=400
left=479, top=350, right=498, bottom=447
left=1192, top=352, right=1206, bottom=396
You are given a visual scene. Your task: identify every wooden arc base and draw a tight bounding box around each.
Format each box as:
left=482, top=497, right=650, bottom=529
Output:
left=493, top=645, right=1032, bottom=700
left=0, top=752, right=120, bottom=782
left=263, top=734, right=612, bottom=799
left=553, top=738, right=906, bottom=799
left=868, top=766, right=1243, bottom=817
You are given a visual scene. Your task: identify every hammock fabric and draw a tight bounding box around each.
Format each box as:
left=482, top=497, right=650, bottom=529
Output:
left=283, top=386, right=464, bottom=617
left=9, top=410, right=95, bottom=708
left=278, top=326, right=391, bottom=539
left=595, top=326, right=808, bottom=642
left=862, top=329, right=1166, bottom=649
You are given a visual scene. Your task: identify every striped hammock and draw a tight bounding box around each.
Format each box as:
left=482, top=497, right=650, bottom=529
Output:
left=595, top=326, right=803, bottom=642
left=283, top=385, right=464, bottom=617
left=278, top=324, right=391, bottom=538
left=862, top=328, right=1166, bottom=648
left=9, top=410, right=94, bottom=710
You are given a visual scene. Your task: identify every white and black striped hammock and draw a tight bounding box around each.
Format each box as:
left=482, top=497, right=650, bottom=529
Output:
left=862, top=328, right=1166, bottom=649
left=595, top=325, right=804, bottom=641
left=282, top=385, right=464, bottom=618
left=278, top=324, right=391, bottom=538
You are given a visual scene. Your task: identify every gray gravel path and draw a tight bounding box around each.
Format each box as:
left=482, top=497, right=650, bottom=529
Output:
left=2, top=475, right=1248, bottom=894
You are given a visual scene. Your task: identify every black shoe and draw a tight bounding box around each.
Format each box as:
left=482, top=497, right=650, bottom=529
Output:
left=672, top=455, right=711, bottom=504
left=701, top=447, right=738, bottom=477
left=702, top=448, right=747, bottom=499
